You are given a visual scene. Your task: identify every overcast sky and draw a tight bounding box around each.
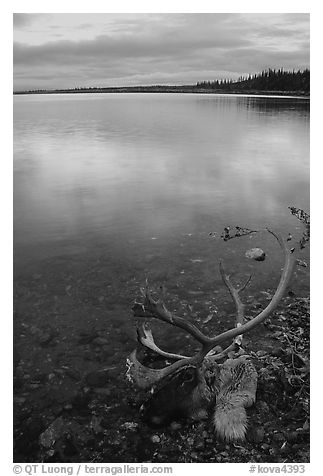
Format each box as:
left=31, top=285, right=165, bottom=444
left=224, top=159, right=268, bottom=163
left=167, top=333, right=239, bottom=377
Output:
left=13, top=13, right=310, bottom=91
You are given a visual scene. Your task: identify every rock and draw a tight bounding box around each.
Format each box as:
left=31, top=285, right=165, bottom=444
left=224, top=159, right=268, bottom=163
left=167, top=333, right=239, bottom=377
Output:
left=39, top=416, right=65, bottom=448
left=302, top=419, right=310, bottom=431
left=14, top=396, right=26, bottom=405
left=245, top=248, right=266, bottom=262
left=220, top=451, right=229, bottom=457
left=151, top=435, right=161, bottom=443
left=256, top=350, right=267, bottom=357
left=34, top=326, right=58, bottom=346
left=261, top=443, right=271, bottom=451
left=90, top=415, right=103, bottom=434
left=64, top=368, right=81, bottom=381
left=170, top=422, right=182, bottom=431
left=92, top=337, right=109, bottom=346
left=271, top=348, right=284, bottom=357
left=296, top=259, right=308, bottom=268
left=195, top=439, right=205, bottom=451
left=287, top=431, right=299, bottom=443
left=247, top=426, right=265, bottom=443
left=121, top=422, right=139, bottom=431
left=273, top=432, right=285, bottom=443
left=187, top=437, right=194, bottom=446
left=85, top=367, right=117, bottom=387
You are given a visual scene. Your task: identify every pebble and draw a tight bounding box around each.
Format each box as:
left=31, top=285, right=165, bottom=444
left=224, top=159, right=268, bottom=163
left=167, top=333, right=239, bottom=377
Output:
left=247, top=426, right=265, bottom=444
left=170, top=422, right=182, bottom=431
left=220, top=451, right=229, bottom=457
left=195, top=440, right=205, bottom=451
left=273, top=432, right=285, bottom=443
left=64, top=368, right=81, bottom=381
left=256, top=350, right=267, bottom=357
left=92, top=337, right=109, bottom=346
left=261, top=443, right=271, bottom=451
left=14, top=397, right=26, bottom=404
left=286, top=431, right=299, bottom=443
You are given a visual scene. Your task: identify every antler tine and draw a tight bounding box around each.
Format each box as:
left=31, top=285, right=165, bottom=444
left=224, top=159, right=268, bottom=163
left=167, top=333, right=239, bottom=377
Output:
left=202, top=228, right=296, bottom=351
left=132, top=286, right=213, bottom=346
left=126, top=349, right=200, bottom=389
left=219, top=261, right=250, bottom=320
left=137, top=322, right=189, bottom=361
left=219, top=261, right=251, bottom=346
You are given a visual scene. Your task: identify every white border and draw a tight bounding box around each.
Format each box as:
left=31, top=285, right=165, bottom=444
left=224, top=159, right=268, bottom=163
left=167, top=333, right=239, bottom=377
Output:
left=4, top=2, right=318, bottom=474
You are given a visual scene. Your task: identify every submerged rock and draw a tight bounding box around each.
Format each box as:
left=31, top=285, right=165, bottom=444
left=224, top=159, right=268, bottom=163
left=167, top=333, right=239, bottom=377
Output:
left=39, top=416, right=65, bottom=448
left=245, top=248, right=266, bottom=262
left=246, top=426, right=265, bottom=443
left=92, top=337, right=109, bottom=346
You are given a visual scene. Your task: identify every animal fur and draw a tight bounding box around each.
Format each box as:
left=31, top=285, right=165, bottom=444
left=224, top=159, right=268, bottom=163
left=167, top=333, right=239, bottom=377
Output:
left=212, top=357, right=257, bottom=441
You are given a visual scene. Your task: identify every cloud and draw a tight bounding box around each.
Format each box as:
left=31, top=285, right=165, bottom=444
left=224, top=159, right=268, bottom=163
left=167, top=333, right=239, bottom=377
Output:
left=13, top=13, right=44, bottom=28
left=13, top=13, right=310, bottom=90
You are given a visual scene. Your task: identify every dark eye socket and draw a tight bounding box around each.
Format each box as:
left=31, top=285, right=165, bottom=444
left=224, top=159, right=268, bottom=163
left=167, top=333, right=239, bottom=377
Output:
left=182, top=368, right=197, bottom=382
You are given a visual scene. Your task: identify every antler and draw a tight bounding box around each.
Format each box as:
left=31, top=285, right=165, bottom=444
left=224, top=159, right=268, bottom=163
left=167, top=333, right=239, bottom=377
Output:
left=206, top=229, right=295, bottom=349
left=218, top=261, right=251, bottom=346
left=137, top=323, right=189, bottom=361
left=128, top=229, right=296, bottom=388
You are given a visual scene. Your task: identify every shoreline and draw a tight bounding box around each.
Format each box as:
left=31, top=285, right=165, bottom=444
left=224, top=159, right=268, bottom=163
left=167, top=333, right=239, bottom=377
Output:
left=13, top=87, right=310, bottom=98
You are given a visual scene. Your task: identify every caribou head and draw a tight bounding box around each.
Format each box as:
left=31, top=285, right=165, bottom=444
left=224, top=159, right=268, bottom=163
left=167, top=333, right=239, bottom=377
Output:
left=126, top=228, right=300, bottom=441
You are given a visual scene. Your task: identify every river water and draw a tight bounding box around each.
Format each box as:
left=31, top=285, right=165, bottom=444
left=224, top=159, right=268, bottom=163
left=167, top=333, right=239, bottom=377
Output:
left=13, top=93, right=310, bottom=461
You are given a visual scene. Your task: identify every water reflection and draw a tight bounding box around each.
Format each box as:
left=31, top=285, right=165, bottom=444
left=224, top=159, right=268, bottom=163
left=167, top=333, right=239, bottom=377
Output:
left=14, top=93, right=309, bottom=267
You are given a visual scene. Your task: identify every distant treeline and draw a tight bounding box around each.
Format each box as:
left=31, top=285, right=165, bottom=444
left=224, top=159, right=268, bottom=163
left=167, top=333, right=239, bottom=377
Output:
left=196, top=69, right=310, bottom=93
left=14, top=69, right=310, bottom=96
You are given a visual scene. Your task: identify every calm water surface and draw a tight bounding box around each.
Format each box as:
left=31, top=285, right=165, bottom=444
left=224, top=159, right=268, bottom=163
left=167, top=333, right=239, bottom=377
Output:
left=14, top=93, right=309, bottom=262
